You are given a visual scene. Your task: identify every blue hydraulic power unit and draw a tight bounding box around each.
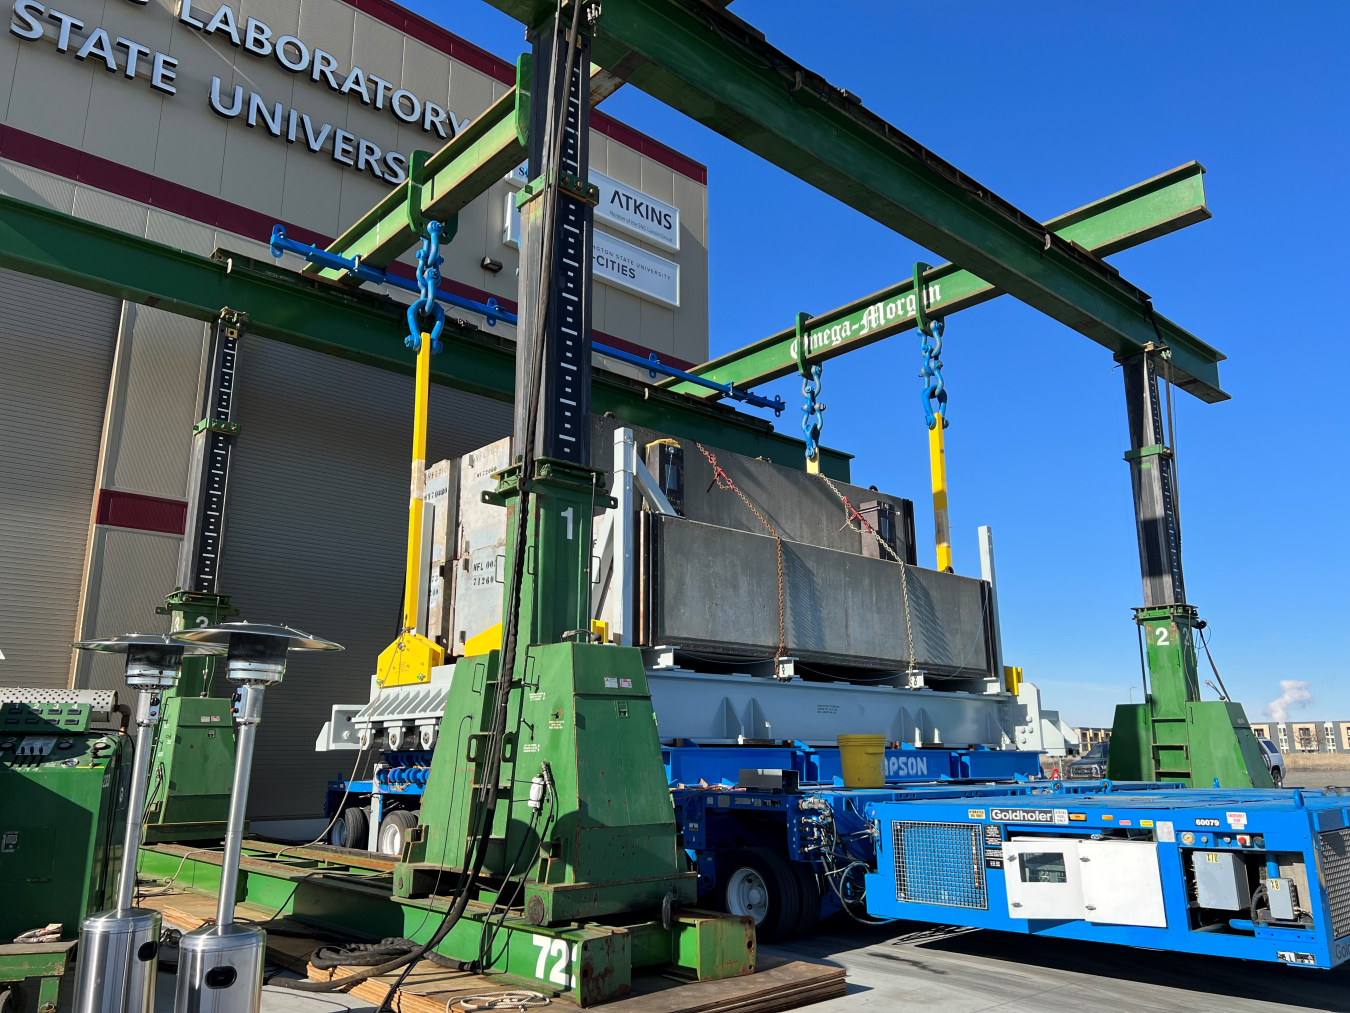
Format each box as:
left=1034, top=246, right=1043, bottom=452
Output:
left=865, top=784, right=1350, bottom=968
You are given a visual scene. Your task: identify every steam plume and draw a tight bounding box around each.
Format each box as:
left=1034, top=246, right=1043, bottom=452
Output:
left=1264, top=680, right=1312, bottom=722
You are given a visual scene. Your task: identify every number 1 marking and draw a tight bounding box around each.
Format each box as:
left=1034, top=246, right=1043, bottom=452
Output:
left=561, top=507, right=574, bottom=540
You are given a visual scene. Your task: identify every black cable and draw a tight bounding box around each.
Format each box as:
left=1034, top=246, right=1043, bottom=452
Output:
left=274, top=8, right=587, bottom=1004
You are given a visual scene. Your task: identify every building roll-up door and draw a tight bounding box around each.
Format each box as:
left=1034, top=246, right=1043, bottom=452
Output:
left=220, top=337, right=514, bottom=823
left=0, top=267, right=120, bottom=688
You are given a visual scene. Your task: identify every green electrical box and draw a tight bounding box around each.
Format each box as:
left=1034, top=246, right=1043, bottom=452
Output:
left=0, top=698, right=132, bottom=941
left=142, top=696, right=235, bottom=842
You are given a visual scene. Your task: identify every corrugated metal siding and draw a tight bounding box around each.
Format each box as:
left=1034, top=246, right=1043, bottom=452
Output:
left=221, top=337, right=513, bottom=819
left=0, top=267, right=119, bottom=687
left=99, top=304, right=208, bottom=501
left=71, top=304, right=206, bottom=698
left=75, top=529, right=183, bottom=696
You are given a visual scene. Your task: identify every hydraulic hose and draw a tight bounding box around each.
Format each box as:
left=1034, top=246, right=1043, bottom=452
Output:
left=270, top=4, right=583, bottom=992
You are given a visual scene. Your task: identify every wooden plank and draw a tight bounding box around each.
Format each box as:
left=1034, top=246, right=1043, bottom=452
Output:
left=306, top=955, right=845, bottom=1013
left=139, top=891, right=319, bottom=974
left=307, top=962, right=510, bottom=1013
left=603, top=959, right=845, bottom=1013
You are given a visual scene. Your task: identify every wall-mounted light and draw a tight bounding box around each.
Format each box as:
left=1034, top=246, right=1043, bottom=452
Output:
left=481, top=256, right=504, bottom=274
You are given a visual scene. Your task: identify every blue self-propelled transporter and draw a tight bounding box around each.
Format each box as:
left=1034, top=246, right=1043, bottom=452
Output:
left=866, top=784, right=1350, bottom=968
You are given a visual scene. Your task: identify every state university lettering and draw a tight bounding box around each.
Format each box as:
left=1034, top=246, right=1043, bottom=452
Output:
left=7, top=0, right=475, bottom=185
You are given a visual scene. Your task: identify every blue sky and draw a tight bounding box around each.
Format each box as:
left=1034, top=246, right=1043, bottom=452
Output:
left=412, top=1, right=1348, bottom=726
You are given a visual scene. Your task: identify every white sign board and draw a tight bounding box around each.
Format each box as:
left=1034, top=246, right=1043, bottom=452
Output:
left=593, top=230, right=680, bottom=308
left=503, top=198, right=680, bottom=308
left=591, top=170, right=680, bottom=251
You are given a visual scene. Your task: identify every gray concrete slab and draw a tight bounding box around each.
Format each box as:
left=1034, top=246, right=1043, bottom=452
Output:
left=764, top=919, right=1350, bottom=1012
left=653, top=516, right=992, bottom=675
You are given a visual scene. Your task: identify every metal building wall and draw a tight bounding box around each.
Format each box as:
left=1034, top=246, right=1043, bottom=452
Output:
left=73, top=305, right=210, bottom=700
left=220, top=337, right=513, bottom=822
left=0, top=266, right=119, bottom=687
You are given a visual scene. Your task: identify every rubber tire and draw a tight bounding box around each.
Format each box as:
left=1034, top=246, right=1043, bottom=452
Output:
left=1272, top=766, right=1284, bottom=788
left=378, top=810, right=419, bottom=856
left=716, top=848, right=801, bottom=942
left=330, top=807, right=369, bottom=850
left=790, top=861, right=821, bottom=937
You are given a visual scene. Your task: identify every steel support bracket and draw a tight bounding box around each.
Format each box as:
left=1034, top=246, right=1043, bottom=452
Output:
left=793, top=311, right=810, bottom=377
left=1123, top=444, right=1173, bottom=462
left=192, top=418, right=240, bottom=436
left=1132, top=603, right=1200, bottom=628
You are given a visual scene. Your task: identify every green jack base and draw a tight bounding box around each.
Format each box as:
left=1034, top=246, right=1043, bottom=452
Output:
left=1107, top=700, right=1274, bottom=788
left=0, top=940, right=75, bottom=1013
left=395, top=894, right=754, bottom=1006
left=137, top=841, right=753, bottom=1008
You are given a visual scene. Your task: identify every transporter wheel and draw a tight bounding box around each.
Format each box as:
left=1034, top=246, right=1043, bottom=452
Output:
left=330, top=807, right=369, bottom=849
left=378, top=810, right=420, bottom=856
left=790, top=861, right=821, bottom=936
left=717, top=848, right=800, bottom=942
left=1272, top=766, right=1284, bottom=788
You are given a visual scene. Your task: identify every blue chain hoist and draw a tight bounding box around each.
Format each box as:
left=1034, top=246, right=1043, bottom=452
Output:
left=914, top=262, right=947, bottom=429
left=795, top=311, right=826, bottom=462
left=405, top=220, right=447, bottom=354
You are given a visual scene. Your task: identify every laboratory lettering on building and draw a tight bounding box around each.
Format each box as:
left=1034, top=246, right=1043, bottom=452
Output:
left=8, top=0, right=470, bottom=184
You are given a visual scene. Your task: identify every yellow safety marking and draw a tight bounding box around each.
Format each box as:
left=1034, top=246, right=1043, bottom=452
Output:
left=463, top=622, right=503, bottom=657
left=928, top=420, right=952, bottom=572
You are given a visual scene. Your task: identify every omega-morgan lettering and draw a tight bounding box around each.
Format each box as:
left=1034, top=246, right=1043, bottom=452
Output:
left=8, top=0, right=473, bottom=185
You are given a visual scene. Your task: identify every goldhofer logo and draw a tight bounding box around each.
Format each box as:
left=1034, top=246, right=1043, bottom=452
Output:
left=990, top=808, right=1069, bottom=825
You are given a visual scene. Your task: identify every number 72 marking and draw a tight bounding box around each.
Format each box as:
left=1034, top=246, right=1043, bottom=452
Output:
left=531, top=934, right=579, bottom=988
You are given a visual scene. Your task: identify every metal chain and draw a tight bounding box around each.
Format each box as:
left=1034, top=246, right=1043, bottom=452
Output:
left=696, top=443, right=786, bottom=659
left=919, top=314, right=946, bottom=430
left=817, top=474, right=916, bottom=676
left=405, top=220, right=446, bottom=354
left=800, top=363, right=825, bottom=462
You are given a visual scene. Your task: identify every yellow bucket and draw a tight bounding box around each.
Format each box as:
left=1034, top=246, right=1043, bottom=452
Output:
left=837, top=734, right=887, bottom=788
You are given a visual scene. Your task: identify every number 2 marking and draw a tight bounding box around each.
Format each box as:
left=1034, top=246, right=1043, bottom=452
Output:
left=561, top=507, right=574, bottom=540
left=1155, top=626, right=1170, bottom=646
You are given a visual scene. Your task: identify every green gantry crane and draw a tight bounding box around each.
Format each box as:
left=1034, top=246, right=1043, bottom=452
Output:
left=0, top=1, right=1273, bottom=1004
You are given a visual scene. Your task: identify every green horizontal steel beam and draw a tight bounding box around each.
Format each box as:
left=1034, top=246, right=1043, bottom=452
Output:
left=0, top=193, right=848, bottom=477
left=488, top=0, right=1224, bottom=400
left=313, top=79, right=529, bottom=279
left=666, top=162, right=1226, bottom=402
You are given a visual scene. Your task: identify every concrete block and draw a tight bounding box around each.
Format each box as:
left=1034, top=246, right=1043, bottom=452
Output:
left=650, top=515, right=991, bottom=676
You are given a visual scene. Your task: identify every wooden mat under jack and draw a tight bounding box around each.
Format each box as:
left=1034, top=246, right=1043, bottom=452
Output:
left=307, top=954, right=845, bottom=1013
left=139, top=891, right=844, bottom=1011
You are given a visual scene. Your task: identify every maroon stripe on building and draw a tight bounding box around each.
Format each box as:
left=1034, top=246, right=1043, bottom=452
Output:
left=96, top=490, right=188, bottom=535
left=0, top=125, right=696, bottom=370
left=589, top=117, right=707, bottom=186
left=593, top=331, right=696, bottom=371
left=336, top=0, right=707, bottom=183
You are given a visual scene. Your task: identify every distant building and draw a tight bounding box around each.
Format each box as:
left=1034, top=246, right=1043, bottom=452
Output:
left=1073, top=727, right=1111, bottom=755
left=1249, top=721, right=1350, bottom=754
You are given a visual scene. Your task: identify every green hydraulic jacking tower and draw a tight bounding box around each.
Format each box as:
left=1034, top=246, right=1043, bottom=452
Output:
left=1107, top=349, right=1270, bottom=787
left=387, top=10, right=753, bottom=1004
left=144, top=309, right=249, bottom=841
